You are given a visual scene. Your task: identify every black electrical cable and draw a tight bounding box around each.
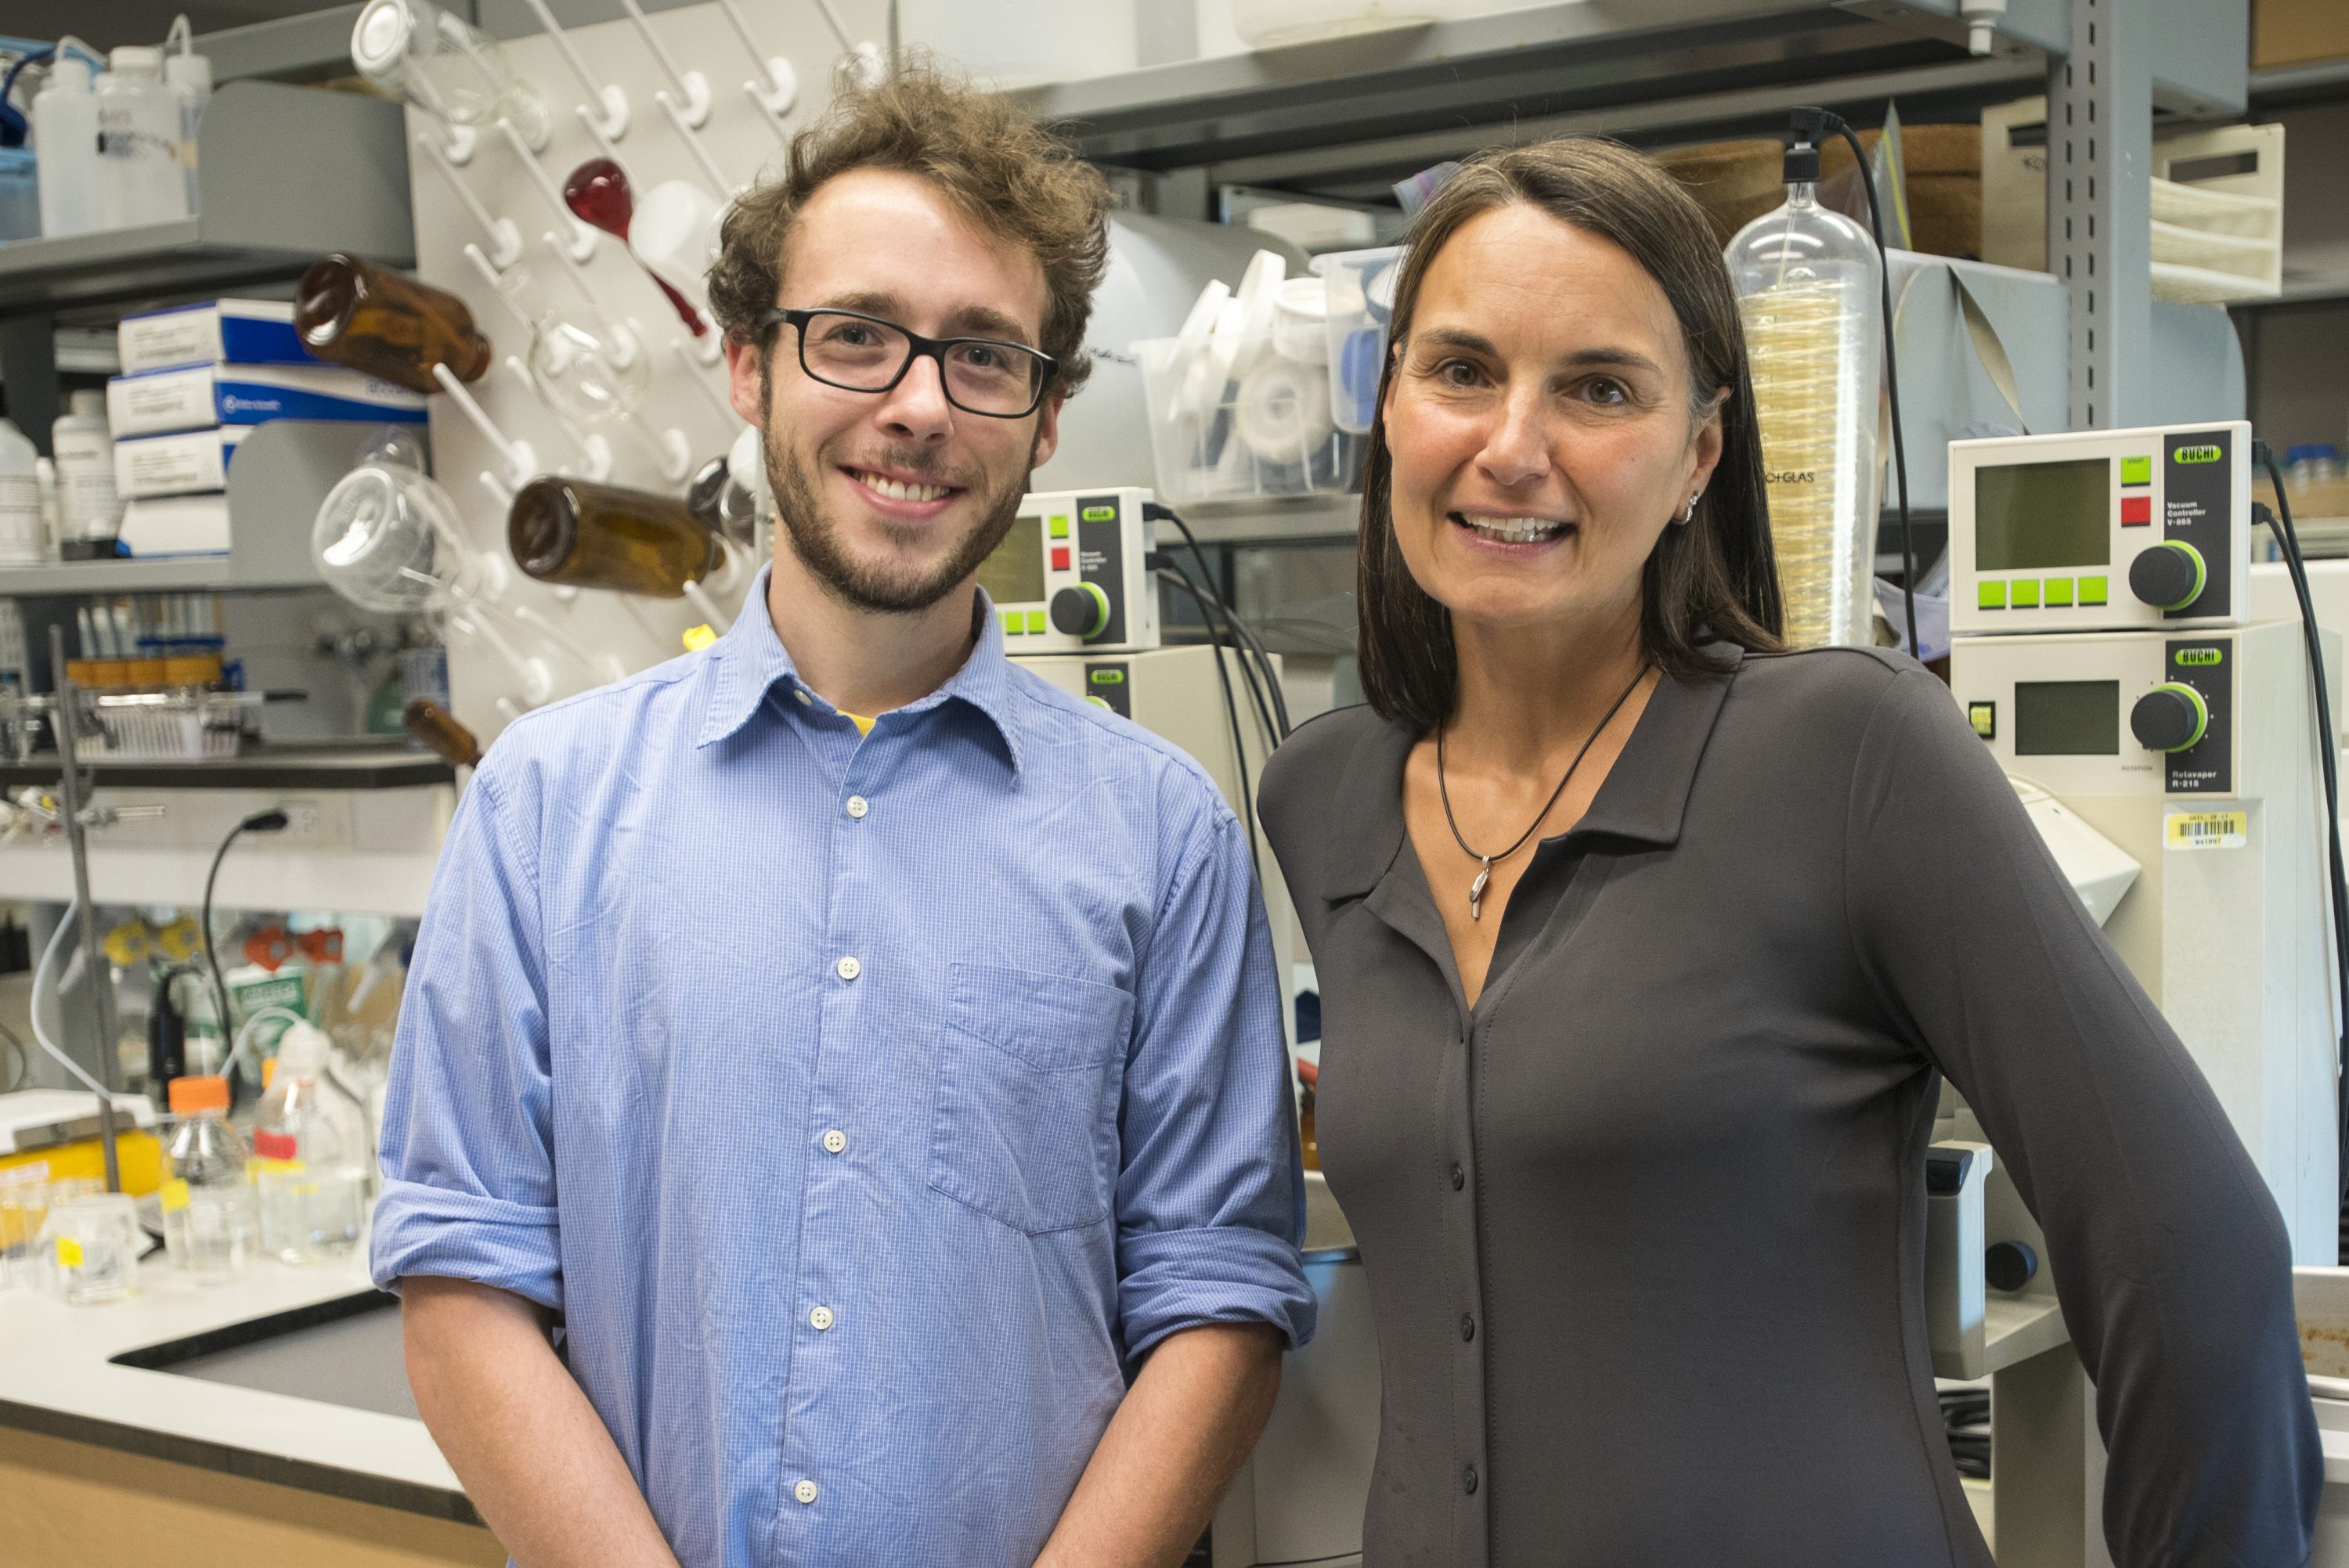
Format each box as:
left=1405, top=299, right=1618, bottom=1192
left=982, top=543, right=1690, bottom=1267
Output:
left=200, top=808, right=289, bottom=1102
left=1155, top=566, right=1265, bottom=889
left=2253, top=443, right=2349, bottom=1199
left=1146, top=503, right=1292, bottom=738
left=1153, top=544, right=1282, bottom=755
left=1792, top=108, right=1919, bottom=662
left=0, top=1018, right=27, bottom=1094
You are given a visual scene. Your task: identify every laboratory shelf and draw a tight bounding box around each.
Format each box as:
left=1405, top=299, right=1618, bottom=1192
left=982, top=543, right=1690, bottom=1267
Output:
left=1010, top=0, right=2073, bottom=193
left=0, top=420, right=385, bottom=600
left=0, top=742, right=455, bottom=792
left=0, top=81, right=412, bottom=315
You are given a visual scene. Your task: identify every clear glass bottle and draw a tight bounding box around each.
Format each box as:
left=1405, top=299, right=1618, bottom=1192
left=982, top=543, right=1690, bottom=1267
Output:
left=1726, top=145, right=1885, bottom=650
left=508, top=477, right=723, bottom=597
left=251, top=1023, right=370, bottom=1265
left=161, top=1074, right=250, bottom=1285
left=294, top=253, right=493, bottom=395
left=348, top=0, right=552, bottom=151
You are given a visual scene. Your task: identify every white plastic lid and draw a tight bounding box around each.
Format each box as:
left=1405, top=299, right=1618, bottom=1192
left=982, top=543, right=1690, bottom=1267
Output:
left=274, top=1021, right=332, bottom=1077
left=45, top=57, right=92, bottom=92
left=68, top=390, right=106, bottom=420
left=164, top=52, right=213, bottom=95
left=351, top=0, right=417, bottom=75
left=110, top=45, right=164, bottom=77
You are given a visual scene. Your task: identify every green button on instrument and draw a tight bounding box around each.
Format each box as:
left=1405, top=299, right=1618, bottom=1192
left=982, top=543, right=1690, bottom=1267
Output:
left=2011, top=579, right=2040, bottom=608
left=2044, top=578, right=2074, bottom=607
left=1977, top=581, right=2007, bottom=610
left=2121, top=456, right=2152, bottom=486
left=2078, top=575, right=2109, bottom=606
left=1001, top=609, right=1019, bottom=634
left=1048, top=515, right=1070, bottom=539
left=1024, top=610, right=1048, bottom=633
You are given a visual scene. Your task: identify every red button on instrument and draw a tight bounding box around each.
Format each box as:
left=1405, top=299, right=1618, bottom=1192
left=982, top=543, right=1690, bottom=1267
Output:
left=2120, top=495, right=2152, bottom=526
left=1051, top=546, right=1071, bottom=569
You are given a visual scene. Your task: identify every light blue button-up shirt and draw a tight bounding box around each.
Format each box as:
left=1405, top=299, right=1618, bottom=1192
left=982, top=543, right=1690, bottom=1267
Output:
left=371, top=568, right=1315, bottom=1567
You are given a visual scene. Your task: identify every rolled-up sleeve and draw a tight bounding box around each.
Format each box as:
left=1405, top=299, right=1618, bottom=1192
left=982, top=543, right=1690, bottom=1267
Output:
left=370, top=759, right=563, bottom=1312
left=1115, top=797, right=1317, bottom=1361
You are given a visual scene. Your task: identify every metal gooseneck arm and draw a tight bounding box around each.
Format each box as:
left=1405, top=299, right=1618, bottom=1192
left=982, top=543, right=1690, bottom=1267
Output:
left=47, top=624, right=121, bottom=1192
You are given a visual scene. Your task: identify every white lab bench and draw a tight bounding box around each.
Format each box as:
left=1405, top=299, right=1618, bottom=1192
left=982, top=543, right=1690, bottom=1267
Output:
left=0, top=1245, right=497, bottom=1567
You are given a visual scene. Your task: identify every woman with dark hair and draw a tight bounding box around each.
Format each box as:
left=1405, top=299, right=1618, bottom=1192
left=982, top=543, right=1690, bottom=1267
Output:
left=1257, top=138, right=2318, bottom=1567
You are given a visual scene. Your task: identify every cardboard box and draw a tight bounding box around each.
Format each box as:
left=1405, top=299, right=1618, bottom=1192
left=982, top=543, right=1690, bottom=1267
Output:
left=2254, top=0, right=2349, bottom=68
left=113, top=426, right=250, bottom=499
left=117, top=299, right=313, bottom=376
left=106, top=363, right=427, bottom=438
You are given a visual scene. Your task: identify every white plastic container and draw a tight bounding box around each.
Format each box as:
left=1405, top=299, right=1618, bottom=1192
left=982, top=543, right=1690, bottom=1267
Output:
left=96, top=47, right=191, bottom=231
left=1312, top=244, right=1402, bottom=434
left=0, top=420, right=41, bottom=567
left=52, top=391, right=123, bottom=544
left=1232, top=0, right=1503, bottom=47
left=1727, top=171, right=1885, bottom=650
left=31, top=57, right=102, bottom=240
left=897, top=0, right=1134, bottom=87
left=251, top=1022, right=370, bottom=1265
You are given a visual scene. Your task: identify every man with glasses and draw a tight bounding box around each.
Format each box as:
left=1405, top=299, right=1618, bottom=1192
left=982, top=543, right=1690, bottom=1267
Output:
left=372, top=62, right=1315, bottom=1568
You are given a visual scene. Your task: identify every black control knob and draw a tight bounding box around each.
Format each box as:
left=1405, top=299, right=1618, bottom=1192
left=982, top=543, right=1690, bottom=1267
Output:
left=2130, top=683, right=2209, bottom=753
left=2127, top=541, right=2205, bottom=611
left=1049, top=583, right=1110, bottom=639
left=1986, top=1240, right=2039, bottom=1293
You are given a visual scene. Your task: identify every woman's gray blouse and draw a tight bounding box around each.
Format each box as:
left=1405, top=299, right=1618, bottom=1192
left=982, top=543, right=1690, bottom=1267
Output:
left=1257, top=645, right=2318, bottom=1568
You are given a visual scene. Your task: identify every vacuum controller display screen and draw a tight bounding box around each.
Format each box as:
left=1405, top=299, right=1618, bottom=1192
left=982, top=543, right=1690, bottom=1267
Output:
left=1975, top=458, right=2113, bottom=571
left=976, top=521, right=1047, bottom=607
left=2015, top=679, right=2120, bottom=755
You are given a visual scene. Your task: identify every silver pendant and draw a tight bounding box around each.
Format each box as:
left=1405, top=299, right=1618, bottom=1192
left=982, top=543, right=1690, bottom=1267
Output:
left=1468, top=859, right=1492, bottom=921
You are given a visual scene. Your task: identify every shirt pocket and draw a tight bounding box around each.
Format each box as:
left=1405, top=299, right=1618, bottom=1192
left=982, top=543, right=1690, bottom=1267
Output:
left=928, top=961, right=1135, bottom=1235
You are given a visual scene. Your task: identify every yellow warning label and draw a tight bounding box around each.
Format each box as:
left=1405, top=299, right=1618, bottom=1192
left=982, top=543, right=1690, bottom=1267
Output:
left=55, top=1237, right=82, bottom=1268
left=160, top=1180, right=190, bottom=1214
left=2164, top=809, right=2248, bottom=850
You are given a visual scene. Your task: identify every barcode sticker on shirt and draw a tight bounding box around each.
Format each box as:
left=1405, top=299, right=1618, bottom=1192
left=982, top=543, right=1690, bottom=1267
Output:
left=2164, top=809, right=2247, bottom=850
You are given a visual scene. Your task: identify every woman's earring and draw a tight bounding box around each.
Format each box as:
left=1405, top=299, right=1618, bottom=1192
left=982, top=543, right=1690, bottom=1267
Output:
left=1680, top=492, right=1701, bottom=525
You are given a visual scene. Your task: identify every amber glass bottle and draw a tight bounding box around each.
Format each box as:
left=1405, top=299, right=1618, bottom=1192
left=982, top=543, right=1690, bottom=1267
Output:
left=293, top=253, right=492, bottom=393
left=507, top=477, right=722, bottom=598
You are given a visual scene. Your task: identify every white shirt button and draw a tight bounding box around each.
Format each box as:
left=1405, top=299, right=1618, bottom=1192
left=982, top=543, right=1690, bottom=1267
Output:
left=809, top=1306, right=834, bottom=1331
left=845, top=795, right=868, bottom=820
left=821, top=1129, right=847, bottom=1155
left=793, top=689, right=811, bottom=706
left=835, top=956, right=861, bottom=982
left=794, top=1480, right=819, bottom=1505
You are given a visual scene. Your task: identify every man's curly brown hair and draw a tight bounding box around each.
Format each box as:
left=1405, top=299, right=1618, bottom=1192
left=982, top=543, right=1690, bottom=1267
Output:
left=705, top=59, right=1113, bottom=399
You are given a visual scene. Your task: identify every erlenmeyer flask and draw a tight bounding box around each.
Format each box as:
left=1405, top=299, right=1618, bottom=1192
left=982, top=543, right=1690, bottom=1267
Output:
left=350, top=0, right=551, bottom=150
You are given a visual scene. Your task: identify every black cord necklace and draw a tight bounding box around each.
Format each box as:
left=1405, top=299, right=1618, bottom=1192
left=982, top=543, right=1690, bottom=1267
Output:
left=1437, top=664, right=1651, bottom=921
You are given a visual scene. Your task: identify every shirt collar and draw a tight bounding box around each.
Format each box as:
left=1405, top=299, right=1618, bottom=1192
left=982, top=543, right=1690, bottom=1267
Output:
left=1320, top=648, right=1742, bottom=901
left=695, top=563, right=1026, bottom=773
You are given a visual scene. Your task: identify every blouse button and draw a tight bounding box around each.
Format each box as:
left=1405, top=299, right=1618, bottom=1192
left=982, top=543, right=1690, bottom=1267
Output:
left=1460, top=1314, right=1475, bottom=1343
left=1462, top=1464, right=1479, bottom=1495
left=1449, top=1162, right=1465, bottom=1191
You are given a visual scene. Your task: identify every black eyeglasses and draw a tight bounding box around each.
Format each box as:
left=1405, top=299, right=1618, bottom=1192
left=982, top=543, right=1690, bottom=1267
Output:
left=759, top=307, right=1057, bottom=420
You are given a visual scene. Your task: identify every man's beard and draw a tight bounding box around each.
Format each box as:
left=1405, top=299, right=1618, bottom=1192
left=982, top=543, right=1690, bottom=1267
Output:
left=762, top=374, right=1034, bottom=615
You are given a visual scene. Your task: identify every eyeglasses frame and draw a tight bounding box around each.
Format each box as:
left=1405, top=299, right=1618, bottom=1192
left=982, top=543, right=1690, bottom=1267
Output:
left=756, top=306, right=1059, bottom=420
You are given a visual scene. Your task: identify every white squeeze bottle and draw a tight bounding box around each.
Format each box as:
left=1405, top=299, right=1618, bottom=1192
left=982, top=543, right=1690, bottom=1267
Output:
left=0, top=422, right=41, bottom=568
left=96, top=47, right=189, bottom=231
left=52, top=392, right=123, bottom=546
left=32, top=56, right=103, bottom=239
left=164, top=18, right=212, bottom=214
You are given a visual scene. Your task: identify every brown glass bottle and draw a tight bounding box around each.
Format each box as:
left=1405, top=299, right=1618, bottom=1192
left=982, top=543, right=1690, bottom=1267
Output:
left=293, top=254, right=493, bottom=393
left=402, top=697, right=482, bottom=769
left=507, top=477, right=722, bottom=598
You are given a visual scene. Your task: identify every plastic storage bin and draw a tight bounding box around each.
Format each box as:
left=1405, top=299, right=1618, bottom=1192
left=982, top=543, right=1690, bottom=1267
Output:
left=1312, top=245, right=1402, bottom=434
left=1136, top=312, right=1360, bottom=504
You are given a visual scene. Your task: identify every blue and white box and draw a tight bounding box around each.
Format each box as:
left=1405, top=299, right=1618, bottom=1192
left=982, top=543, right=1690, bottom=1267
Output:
left=106, top=363, right=428, bottom=438
left=113, top=426, right=251, bottom=499
left=117, top=299, right=315, bottom=376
